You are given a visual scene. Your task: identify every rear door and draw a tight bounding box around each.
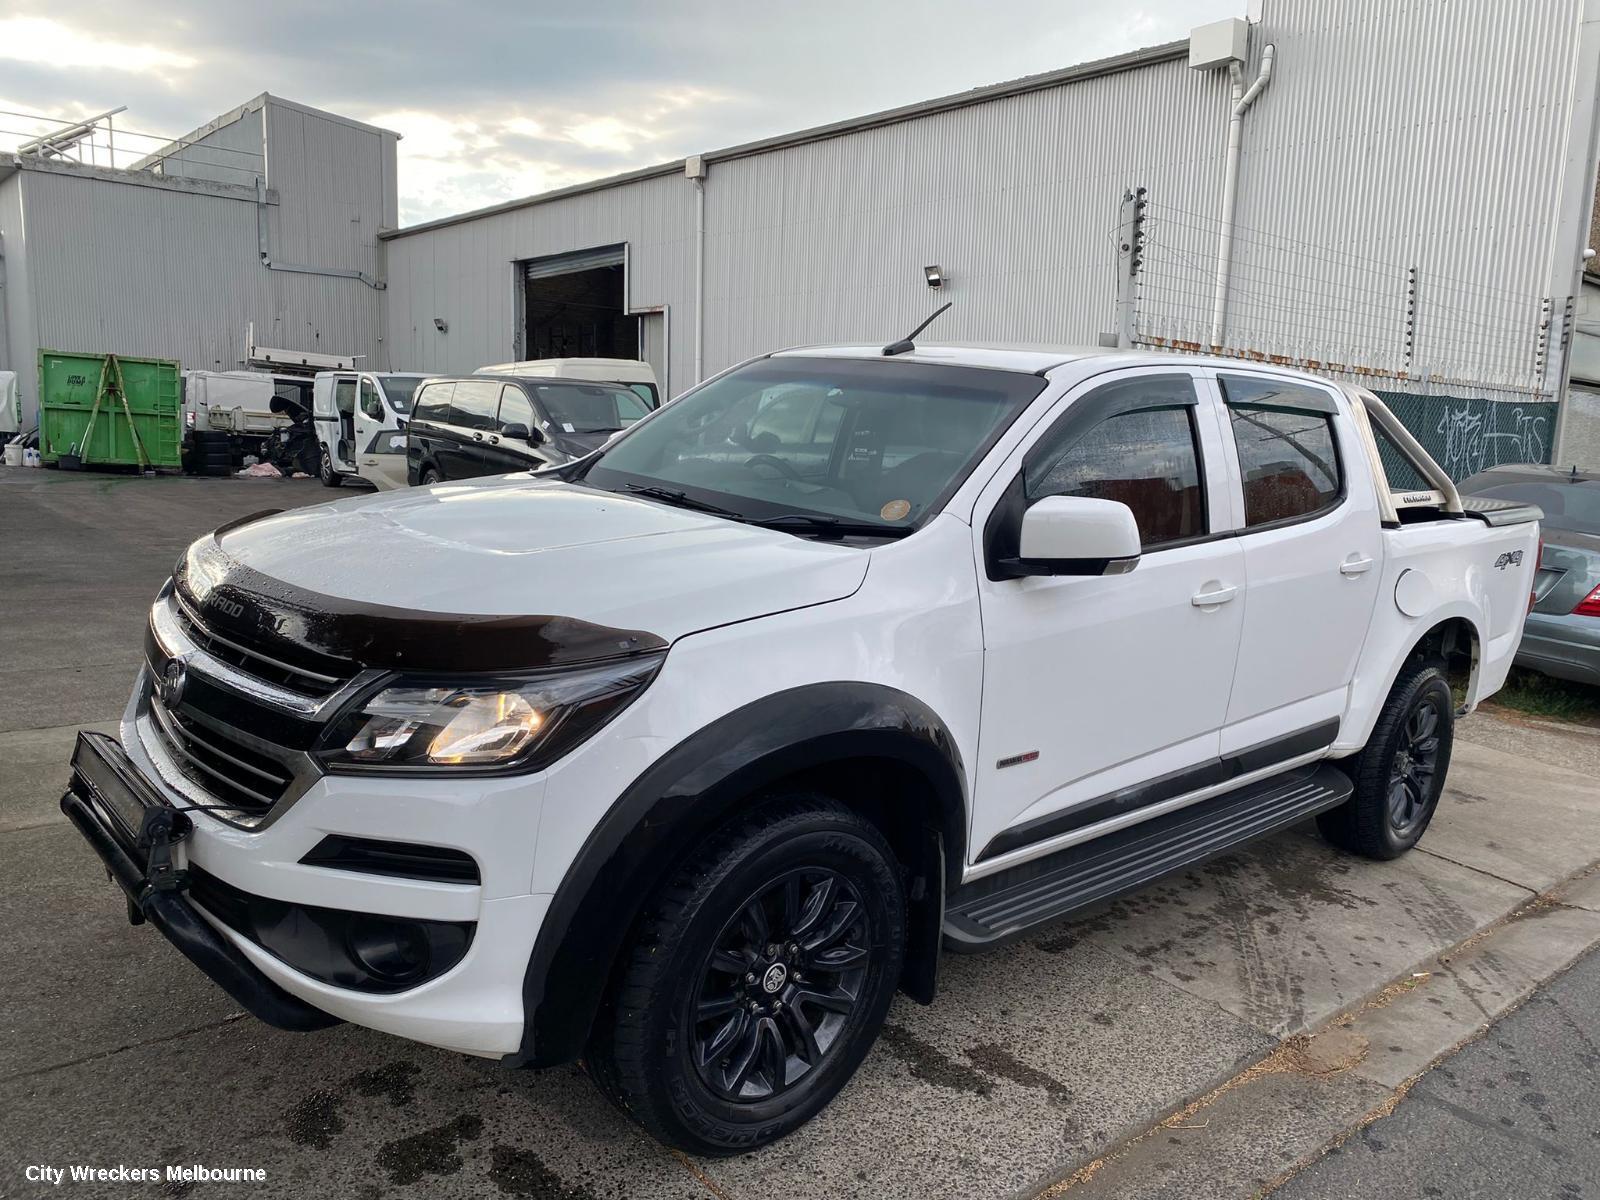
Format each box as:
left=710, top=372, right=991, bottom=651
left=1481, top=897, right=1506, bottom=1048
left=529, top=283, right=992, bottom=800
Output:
left=1211, top=371, right=1384, bottom=758
left=436, top=379, right=502, bottom=478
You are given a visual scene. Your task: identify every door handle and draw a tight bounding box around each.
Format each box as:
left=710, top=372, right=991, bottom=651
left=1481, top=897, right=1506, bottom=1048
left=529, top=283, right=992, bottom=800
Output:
left=1339, top=555, right=1374, bottom=576
left=1191, top=585, right=1238, bottom=607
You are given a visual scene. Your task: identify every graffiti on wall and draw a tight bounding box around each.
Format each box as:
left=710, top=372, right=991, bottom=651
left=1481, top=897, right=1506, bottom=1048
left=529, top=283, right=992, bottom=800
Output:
left=1371, top=392, right=1556, bottom=482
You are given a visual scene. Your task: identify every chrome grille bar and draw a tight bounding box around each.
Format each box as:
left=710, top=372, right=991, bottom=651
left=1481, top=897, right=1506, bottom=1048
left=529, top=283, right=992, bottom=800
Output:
left=146, top=698, right=286, bottom=811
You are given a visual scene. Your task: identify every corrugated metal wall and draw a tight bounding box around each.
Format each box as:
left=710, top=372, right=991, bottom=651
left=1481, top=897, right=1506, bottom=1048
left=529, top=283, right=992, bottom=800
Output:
left=702, top=55, right=1228, bottom=367
left=19, top=169, right=380, bottom=388
left=1139, top=0, right=1587, bottom=406
left=149, top=107, right=266, bottom=187
left=382, top=0, right=1595, bottom=421
left=383, top=171, right=695, bottom=380
left=264, top=101, right=397, bottom=281
left=0, top=172, right=33, bottom=383
left=2, top=97, right=396, bottom=423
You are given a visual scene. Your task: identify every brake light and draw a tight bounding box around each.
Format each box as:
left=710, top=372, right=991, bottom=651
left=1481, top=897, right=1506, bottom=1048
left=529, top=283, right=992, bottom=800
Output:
left=1575, top=583, right=1600, bottom=618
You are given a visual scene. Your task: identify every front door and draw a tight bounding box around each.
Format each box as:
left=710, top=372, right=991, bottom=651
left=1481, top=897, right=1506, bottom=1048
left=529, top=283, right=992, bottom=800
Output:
left=485, top=384, right=555, bottom=472
left=970, top=369, right=1246, bottom=865
left=355, top=377, right=408, bottom=490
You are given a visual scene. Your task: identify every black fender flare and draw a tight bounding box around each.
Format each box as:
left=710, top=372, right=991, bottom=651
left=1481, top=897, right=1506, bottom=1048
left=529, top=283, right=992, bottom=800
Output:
left=506, top=681, right=967, bottom=1068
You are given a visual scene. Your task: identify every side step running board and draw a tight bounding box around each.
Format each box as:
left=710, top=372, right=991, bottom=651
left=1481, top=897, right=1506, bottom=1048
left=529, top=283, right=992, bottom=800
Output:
left=944, top=763, right=1353, bottom=951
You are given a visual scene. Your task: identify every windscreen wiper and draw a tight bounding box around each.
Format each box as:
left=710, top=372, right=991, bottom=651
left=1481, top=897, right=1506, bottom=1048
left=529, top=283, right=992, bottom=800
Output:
left=748, top=513, right=914, bottom=539
left=620, top=483, right=743, bottom=518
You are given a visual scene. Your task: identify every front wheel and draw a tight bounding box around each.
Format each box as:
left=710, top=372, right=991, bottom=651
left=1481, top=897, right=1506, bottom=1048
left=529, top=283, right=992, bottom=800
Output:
left=586, top=796, right=906, bottom=1155
left=1318, top=660, right=1453, bottom=859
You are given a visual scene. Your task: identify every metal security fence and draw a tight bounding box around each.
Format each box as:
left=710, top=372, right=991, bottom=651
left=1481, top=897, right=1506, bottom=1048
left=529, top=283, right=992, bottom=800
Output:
left=1370, top=391, right=1556, bottom=482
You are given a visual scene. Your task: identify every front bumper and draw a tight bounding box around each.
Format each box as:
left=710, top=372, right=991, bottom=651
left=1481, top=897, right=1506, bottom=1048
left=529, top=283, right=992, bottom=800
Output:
left=64, top=723, right=553, bottom=1058
left=61, top=731, right=338, bottom=1033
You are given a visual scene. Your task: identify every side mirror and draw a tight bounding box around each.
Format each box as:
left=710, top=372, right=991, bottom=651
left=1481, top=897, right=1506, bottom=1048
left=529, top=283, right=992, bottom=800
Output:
left=500, top=421, right=536, bottom=443
left=1011, top=495, right=1141, bottom=577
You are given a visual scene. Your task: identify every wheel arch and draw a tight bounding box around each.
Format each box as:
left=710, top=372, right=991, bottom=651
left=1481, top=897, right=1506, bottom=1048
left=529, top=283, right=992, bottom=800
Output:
left=506, top=682, right=967, bottom=1069
left=1340, top=607, right=1482, bottom=752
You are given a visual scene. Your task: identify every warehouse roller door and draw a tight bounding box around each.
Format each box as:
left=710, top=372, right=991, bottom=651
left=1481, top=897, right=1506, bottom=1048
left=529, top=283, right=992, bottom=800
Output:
left=522, top=246, right=638, bottom=362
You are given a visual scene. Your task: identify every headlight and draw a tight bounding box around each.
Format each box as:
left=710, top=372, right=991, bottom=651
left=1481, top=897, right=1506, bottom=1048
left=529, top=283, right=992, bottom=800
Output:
left=318, top=652, right=665, bottom=772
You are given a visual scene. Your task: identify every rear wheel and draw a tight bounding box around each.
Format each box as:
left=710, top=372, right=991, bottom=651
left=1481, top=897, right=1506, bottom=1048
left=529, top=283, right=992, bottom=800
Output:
left=319, top=447, right=342, bottom=487
left=420, top=466, right=442, bottom=485
left=1318, top=660, right=1453, bottom=859
left=586, top=796, right=905, bottom=1155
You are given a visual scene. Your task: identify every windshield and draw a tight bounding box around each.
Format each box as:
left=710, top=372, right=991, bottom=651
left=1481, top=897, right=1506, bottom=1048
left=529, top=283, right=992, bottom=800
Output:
left=378, top=375, right=426, bottom=415
left=583, top=356, right=1047, bottom=531
left=535, top=383, right=652, bottom=434
left=626, top=382, right=661, bottom=409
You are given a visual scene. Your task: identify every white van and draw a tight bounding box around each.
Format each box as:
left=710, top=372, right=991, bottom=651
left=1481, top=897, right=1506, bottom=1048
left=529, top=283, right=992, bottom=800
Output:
left=312, top=371, right=428, bottom=490
left=475, top=357, right=661, bottom=408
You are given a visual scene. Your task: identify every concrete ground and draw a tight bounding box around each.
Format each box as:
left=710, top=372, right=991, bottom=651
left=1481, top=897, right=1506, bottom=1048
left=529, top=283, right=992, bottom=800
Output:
left=1272, top=940, right=1600, bottom=1199
left=2, top=469, right=1599, bottom=1199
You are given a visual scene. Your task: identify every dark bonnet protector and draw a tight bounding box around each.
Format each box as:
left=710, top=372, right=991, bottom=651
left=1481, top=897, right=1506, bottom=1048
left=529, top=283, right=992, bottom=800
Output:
left=174, top=519, right=666, bottom=675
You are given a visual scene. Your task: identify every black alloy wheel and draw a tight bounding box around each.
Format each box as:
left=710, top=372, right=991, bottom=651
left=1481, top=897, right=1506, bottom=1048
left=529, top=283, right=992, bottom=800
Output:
left=1317, top=659, right=1454, bottom=860
left=585, top=795, right=906, bottom=1155
left=1388, top=691, right=1443, bottom=837
left=690, top=868, right=869, bottom=1102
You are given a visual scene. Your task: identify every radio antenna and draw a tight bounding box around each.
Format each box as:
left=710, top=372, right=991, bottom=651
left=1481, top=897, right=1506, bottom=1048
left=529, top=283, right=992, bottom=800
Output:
left=882, top=302, right=953, bottom=356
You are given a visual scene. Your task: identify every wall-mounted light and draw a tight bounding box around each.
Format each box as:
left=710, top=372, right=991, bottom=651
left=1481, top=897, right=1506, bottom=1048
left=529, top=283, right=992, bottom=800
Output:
left=924, top=265, right=946, bottom=289
left=433, top=317, right=449, bottom=333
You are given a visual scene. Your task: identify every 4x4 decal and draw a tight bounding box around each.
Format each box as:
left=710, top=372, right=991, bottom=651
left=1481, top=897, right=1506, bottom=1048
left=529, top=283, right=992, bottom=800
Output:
left=1493, top=550, right=1523, bottom=570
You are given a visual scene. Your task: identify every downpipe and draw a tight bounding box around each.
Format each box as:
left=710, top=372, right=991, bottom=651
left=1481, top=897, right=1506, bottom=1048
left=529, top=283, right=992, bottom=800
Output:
left=1210, top=43, right=1275, bottom=349
left=693, top=175, right=706, bottom=384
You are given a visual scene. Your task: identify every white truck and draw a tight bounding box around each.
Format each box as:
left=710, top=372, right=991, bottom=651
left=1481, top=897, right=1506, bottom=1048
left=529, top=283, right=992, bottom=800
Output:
left=60, top=344, right=1539, bottom=1156
left=181, top=371, right=293, bottom=475
left=312, top=371, right=428, bottom=490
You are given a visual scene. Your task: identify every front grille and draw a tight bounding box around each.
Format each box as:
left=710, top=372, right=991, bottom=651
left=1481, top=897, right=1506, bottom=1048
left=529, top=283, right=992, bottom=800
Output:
left=171, top=593, right=352, bottom=700
left=147, top=694, right=294, bottom=817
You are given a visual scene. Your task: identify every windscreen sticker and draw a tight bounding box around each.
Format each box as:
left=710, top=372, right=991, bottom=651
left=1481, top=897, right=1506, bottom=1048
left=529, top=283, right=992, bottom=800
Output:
left=880, top=499, right=912, bottom=521
left=562, top=422, right=575, bottom=433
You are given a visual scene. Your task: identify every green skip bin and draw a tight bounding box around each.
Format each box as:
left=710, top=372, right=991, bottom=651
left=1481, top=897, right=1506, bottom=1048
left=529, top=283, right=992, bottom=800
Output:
left=38, top=349, right=182, bottom=471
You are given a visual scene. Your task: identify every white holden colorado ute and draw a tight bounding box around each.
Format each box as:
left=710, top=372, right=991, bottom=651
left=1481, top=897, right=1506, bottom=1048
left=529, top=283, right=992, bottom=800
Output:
left=61, top=342, right=1540, bottom=1154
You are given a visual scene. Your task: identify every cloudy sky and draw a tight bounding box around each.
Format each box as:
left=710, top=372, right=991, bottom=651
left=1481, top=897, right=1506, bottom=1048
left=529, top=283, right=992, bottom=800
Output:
left=0, top=2, right=1240, bottom=226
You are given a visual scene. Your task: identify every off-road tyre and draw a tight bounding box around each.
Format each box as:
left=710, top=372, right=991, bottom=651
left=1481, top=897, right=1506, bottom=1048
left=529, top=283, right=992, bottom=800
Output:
left=1318, top=659, right=1454, bottom=860
left=585, top=795, right=906, bottom=1155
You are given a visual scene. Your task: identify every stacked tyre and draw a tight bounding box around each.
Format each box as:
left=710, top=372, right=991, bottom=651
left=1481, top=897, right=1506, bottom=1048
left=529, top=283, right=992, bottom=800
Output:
left=190, top=431, right=234, bottom=477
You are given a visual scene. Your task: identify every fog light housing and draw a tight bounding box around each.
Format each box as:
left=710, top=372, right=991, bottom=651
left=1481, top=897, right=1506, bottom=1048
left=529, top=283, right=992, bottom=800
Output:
left=345, top=916, right=432, bottom=984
